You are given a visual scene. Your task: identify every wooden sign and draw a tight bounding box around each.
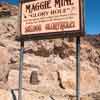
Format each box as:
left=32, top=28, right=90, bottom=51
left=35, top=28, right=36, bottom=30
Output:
left=20, top=0, right=85, bottom=40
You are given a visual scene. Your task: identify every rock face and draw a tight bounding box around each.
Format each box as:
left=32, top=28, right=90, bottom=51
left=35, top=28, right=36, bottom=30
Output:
left=59, top=70, right=100, bottom=95
left=0, top=12, right=100, bottom=99
left=0, top=46, right=10, bottom=83
left=0, top=89, right=12, bottom=100
left=0, top=3, right=18, bottom=16
left=0, top=46, right=10, bottom=64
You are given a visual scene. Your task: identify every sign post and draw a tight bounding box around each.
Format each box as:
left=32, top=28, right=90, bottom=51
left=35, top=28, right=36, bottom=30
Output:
left=76, top=36, right=80, bottom=100
left=18, top=40, right=24, bottom=100
left=18, top=0, right=85, bottom=100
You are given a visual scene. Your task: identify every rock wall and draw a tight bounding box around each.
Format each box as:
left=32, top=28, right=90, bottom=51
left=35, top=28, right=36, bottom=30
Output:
left=0, top=16, right=100, bottom=100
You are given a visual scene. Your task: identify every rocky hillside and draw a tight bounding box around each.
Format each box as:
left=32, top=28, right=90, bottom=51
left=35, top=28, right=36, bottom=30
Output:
left=0, top=3, right=18, bottom=16
left=0, top=13, right=100, bottom=100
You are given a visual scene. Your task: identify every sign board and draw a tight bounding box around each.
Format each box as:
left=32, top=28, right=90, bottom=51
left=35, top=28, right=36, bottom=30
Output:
left=20, top=0, right=84, bottom=40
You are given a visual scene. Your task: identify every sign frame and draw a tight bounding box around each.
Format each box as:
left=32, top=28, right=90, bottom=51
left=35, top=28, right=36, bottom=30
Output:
left=19, top=0, right=85, bottom=41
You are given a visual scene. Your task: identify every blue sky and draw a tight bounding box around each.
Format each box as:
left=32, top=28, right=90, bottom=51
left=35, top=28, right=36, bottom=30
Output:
left=1, top=0, right=100, bottom=35
left=85, top=0, right=100, bottom=35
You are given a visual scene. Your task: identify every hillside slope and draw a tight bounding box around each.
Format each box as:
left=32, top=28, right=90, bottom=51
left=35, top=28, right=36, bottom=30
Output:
left=0, top=3, right=18, bottom=16
left=0, top=16, right=100, bottom=100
